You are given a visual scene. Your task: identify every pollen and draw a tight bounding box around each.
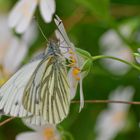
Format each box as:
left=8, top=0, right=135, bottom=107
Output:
left=72, top=67, right=81, bottom=80
left=43, top=127, right=55, bottom=140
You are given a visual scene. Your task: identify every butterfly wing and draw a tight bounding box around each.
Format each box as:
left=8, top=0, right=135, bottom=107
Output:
left=54, top=15, right=71, bottom=46
left=0, top=60, right=41, bottom=117
left=54, top=15, right=77, bottom=59
left=23, top=55, right=70, bottom=124
left=23, top=114, right=58, bottom=126
left=23, top=115, right=47, bottom=126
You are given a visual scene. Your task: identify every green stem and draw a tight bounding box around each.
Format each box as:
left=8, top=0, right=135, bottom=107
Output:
left=92, top=55, right=140, bottom=72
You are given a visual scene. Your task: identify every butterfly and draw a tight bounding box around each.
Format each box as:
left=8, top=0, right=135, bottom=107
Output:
left=0, top=15, right=81, bottom=125
left=0, top=30, right=72, bottom=125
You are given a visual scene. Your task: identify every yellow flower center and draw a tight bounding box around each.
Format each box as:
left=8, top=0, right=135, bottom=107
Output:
left=43, top=128, right=56, bottom=140
left=67, top=48, right=81, bottom=81
left=72, top=67, right=81, bottom=81
left=112, top=111, right=126, bottom=123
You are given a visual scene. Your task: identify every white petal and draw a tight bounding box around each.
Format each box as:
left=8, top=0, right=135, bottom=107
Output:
left=3, top=38, right=28, bottom=74
left=9, top=0, right=38, bottom=33
left=16, top=0, right=38, bottom=33
left=16, top=132, right=44, bottom=140
left=68, top=68, right=78, bottom=99
left=21, top=120, right=60, bottom=140
left=95, top=110, right=125, bottom=140
left=22, top=21, right=38, bottom=46
left=79, top=75, right=84, bottom=112
left=95, top=85, right=134, bottom=140
left=100, top=29, right=133, bottom=75
left=0, top=15, right=11, bottom=41
left=39, top=0, right=55, bottom=23
left=8, top=0, right=24, bottom=28
left=108, top=86, right=135, bottom=111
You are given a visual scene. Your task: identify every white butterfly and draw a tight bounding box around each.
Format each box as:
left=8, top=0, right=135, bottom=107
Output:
left=0, top=15, right=85, bottom=125
left=0, top=41, right=70, bottom=125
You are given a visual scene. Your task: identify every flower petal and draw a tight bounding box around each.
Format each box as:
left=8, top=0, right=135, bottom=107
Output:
left=8, top=0, right=24, bottom=28
left=95, top=86, right=134, bottom=140
left=39, top=0, right=55, bottom=23
left=0, top=15, right=11, bottom=42
left=100, top=29, right=133, bottom=75
left=3, top=38, right=28, bottom=74
left=22, top=119, right=60, bottom=140
left=22, top=21, right=38, bottom=46
left=16, top=132, right=44, bottom=140
left=108, top=86, right=135, bottom=111
left=68, top=68, right=78, bottom=99
left=9, top=0, right=38, bottom=33
left=79, top=75, right=84, bottom=112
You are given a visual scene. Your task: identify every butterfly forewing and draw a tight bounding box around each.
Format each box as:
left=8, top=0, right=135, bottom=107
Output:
left=54, top=15, right=71, bottom=46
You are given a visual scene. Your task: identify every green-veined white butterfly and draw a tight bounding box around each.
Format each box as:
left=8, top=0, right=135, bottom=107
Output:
left=0, top=41, right=70, bottom=124
left=0, top=16, right=76, bottom=125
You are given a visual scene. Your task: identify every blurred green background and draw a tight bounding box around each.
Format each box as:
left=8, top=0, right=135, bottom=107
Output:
left=1, top=0, right=140, bottom=140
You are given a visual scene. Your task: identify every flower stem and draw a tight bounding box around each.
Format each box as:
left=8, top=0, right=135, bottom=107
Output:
left=92, top=55, right=140, bottom=71
left=0, top=117, right=15, bottom=127
left=72, top=100, right=140, bottom=105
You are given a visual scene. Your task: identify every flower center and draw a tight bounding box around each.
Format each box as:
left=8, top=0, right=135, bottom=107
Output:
left=68, top=49, right=81, bottom=80
left=112, top=111, right=126, bottom=123
left=72, top=67, right=81, bottom=81
left=43, top=128, right=56, bottom=140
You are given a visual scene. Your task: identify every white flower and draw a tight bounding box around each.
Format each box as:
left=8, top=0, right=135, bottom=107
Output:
left=54, top=16, right=88, bottom=111
left=95, top=86, right=135, bottom=140
left=16, top=121, right=61, bottom=140
left=0, top=14, right=37, bottom=77
left=67, top=54, right=88, bottom=112
left=9, top=0, right=55, bottom=33
left=100, top=24, right=134, bottom=76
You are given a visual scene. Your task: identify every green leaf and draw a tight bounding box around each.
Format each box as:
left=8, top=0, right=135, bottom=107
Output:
left=75, top=0, right=110, bottom=20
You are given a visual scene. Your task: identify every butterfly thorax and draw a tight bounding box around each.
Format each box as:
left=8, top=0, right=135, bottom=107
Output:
left=45, top=41, right=61, bottom=57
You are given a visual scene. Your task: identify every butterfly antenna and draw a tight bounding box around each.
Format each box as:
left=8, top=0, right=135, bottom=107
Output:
left=37, top=22, right=48, bottom=42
